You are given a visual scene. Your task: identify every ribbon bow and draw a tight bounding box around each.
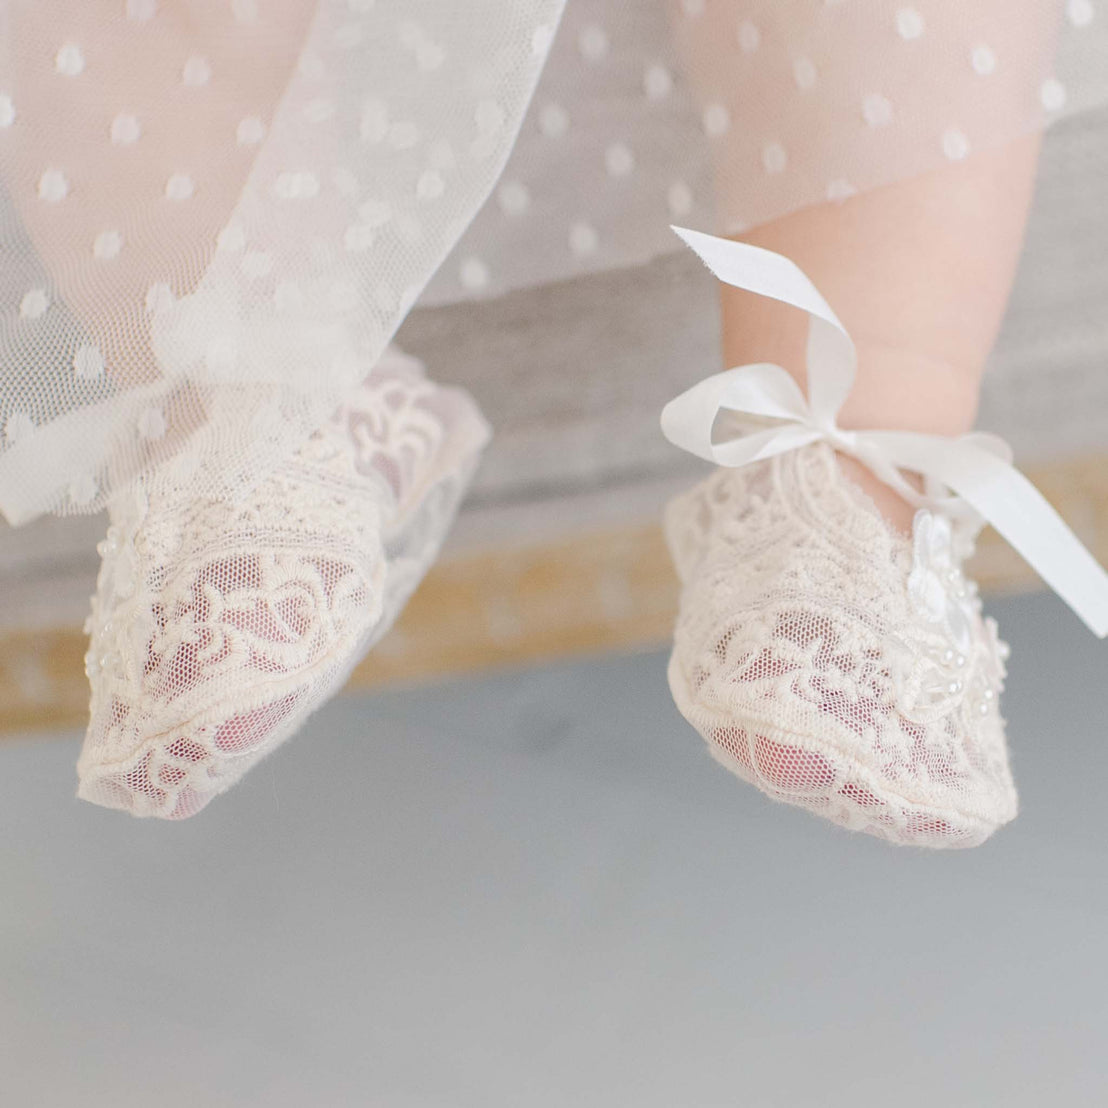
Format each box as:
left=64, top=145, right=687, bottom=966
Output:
left=662, top=225, right=1108, bottom=639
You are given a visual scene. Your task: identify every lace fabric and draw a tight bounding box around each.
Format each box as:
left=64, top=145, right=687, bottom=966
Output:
left=665, top=442, right=1015, bottom=848
left=78, top=347, right=489, bottom=818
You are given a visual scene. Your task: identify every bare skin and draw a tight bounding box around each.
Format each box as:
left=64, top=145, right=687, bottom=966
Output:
left=719, top=132, right=1043, bottom=533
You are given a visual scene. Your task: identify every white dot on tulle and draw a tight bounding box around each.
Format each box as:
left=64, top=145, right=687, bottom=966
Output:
left=69, top=474, right=97, bottom=506
left=644, top=64, right=673, bottom=101
left=1041, top=78, right=1067, bottom=111
left=344, top=224, right=375, bottom=252
left=137, top=407, right=166, bottom=441
left=578, top=25, right=609, bottom=62
left=55, top=44, right=85, bottom=77
left=19, top=289, right=49, bottom=319
left=416, top=169, right=445, bottom=200
left=94, top=230, right=122, bottom=259
left=183, top=56, right=212, bottom=87
left=273, top=171, right=320, bottom=200
left=165, top=173, right=194, bottom=201
left=680, top=0, right=705, bottom=15
left=793, top=57, right=817, bottom=90
left=111, top=113, right=141, bottom=145
left=388, top=121, right=421, bottom=149
left=216, top=224, right=245, bottom=252
left=569, top=222, right=598, bottom=256
left=971, top=45, right=997, bottom=76
left=73, top=344, right=105, bottom=380
left=497, top=180, right=530, bottom=216
left=531, top=24, right=554, bottom=56
left=358, top=198, right=393, bottom=227
left=476, top=99, right=505, bottom=134
left=667, top=181, right=693, bottom=218
left=826, top=178, right=858, bottom=202
left=232, top=0, right=259, bottom=24
left=144, top=282, right=175, bottom=314
left=942, top=127, right=970, bottom=160
left=1067, top=0, right=1095, bottom=27
left=38, top=169, right=68, bottom=202
left=896, top=8, right=925, bottom=40
left=273, top=281, right=304, bottom=313
left=702, top=103, right=730, bottom=137
left=0, top=94, right=16, bottom=128
left=738, top=20, right=761, bottom=53
left=460, top=257, right=489, bottom=290
left=539, top=102, right=569, bottom=138
left=237, top=116, right=266, bottom=145
left=4, top=412, right=35, bottom=445
left=126, top=0, right=157, bottom=22
left=605, top=143, right=634, bottom=178
left=762, top=141, right=787, bottom=174
left=360, top=99, right=389, bottom=143
left=241, top=251, right=273, bottom=278
left=863, top=93, right=894, bottom=127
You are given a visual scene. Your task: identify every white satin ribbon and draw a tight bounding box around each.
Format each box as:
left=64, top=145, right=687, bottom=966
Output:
left=662, top=225, right=1108, bottom=639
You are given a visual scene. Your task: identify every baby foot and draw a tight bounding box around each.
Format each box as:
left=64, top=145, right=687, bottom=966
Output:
left=77, top=347, right=488, bottom=818
left=665, top=442, right=1015, bottom=848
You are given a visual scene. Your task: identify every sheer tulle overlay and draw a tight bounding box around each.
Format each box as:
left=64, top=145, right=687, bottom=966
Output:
left=0, top=0, right=561, bottom=522
left=1, top=2, right=1105, bottom=521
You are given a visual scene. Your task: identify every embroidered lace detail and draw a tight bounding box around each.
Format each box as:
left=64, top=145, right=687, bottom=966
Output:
left=665, top=442, right=1014, bottom=848
left=78, top=347, right=489, bottom=819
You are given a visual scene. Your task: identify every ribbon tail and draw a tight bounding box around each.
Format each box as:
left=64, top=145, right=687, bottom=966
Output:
left=671, top=225, right=857, bottom=418
left=871, top=431, right=1108, bottom=638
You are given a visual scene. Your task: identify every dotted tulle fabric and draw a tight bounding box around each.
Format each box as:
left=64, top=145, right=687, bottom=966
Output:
left=2, top=3, right=1106, bottom=521
left=665, top=443, right=1016, bottom=848
left=0, top=0, right=560, bottom=522
left=431, top=0, right=1108, bottom=303
left=78, top=346, right=489, bottom=818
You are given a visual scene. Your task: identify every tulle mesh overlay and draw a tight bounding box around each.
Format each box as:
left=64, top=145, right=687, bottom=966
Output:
left=429, top=0, right=1108, bottom=303
left=3, top=3, right=1106, bottom=523
left=666, top=442, right=1016, bottom=848
left=0, top=0, right=562, bottom=522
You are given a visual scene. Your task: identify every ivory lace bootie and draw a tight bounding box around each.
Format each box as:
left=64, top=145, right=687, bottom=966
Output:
left=665, top=442, right=1015, bottom=848
left=78, top=347, right=488, bottom=818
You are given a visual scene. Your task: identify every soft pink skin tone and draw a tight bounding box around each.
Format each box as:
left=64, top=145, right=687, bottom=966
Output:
left=720, top=132, right=1043, bottom=533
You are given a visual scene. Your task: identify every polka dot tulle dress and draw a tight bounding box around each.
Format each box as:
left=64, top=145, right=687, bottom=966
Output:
left=0, top=0, right=1103, bottom=519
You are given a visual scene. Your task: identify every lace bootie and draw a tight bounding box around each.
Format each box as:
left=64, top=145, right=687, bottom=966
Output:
left=665, top=442, right=1015, bottom=848
left=78, top=347, right=488, bottom=818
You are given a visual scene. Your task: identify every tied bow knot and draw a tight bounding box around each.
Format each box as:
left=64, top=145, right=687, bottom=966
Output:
left=662, top=225, right=1108, bottom=639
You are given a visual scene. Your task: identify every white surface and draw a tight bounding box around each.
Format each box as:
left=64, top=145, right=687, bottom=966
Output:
left=2, top=590, right=1108, bottom=1107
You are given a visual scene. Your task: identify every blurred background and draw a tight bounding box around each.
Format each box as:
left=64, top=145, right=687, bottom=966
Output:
left=1, top=100, right=1107, bottom=1108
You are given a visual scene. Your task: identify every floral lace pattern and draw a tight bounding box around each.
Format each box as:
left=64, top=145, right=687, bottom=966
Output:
left=665, top=442, right=1015, bottom=848
left=78, top=348, right=489, bottom=819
